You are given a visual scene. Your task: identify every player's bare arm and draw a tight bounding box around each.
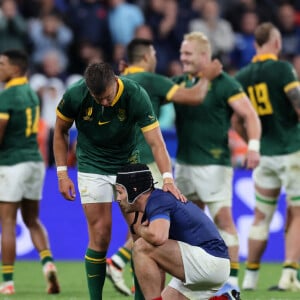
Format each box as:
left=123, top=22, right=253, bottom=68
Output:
left=143, top=127, right=186, bottom=201
left=231, top=113, right=248, bottom=142
left=171, top=59, right=222, bottom=105
left=0, top=118, right=8, bottom=145
left=286, top=85, right=300, bottom=120
left=135, top=218, right=169, bottom=246
left=53, top=116, right=76, bottom=200
left=230, top=95, right=261, bottom=169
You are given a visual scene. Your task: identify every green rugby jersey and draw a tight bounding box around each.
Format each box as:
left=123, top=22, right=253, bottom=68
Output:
left=56, top=77, right=159, bottom=174
left=123, top=66, right=179, bottom=164
left=0, top=77, right=43, bottom=165
left=173, top=72, right=245, bottom=166
left=235, top=54, right=300, bottom=155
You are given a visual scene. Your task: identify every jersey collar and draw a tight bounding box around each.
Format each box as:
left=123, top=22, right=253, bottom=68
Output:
left=5, top=76, right=28, bottom=89
left=111, top=77, right=124, bottom=106
left=122, top=66, right=145, bottom=75
left=252, top=53, right=278, bottom=63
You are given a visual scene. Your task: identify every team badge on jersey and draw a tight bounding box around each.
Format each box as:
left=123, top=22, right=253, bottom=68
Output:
left=148, top=115, right=155, bottom=121
left=210, top=148, right=223, bottom=159
left=83, top=107, right=93, bottom=121
left=117, top=109, right=126, bottom=121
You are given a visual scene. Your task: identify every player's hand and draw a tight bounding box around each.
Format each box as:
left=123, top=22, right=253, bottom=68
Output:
left=201, top=59, right=223, bottom=81
left=58, top=178, right=76, bottom=201
left=163, top=181, right=187, bottom=202
left=245, top=150, right=260, bottom=169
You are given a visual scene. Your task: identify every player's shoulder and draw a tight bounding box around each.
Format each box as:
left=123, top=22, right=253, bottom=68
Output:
left=215, top=71, right=240, bottom=86
left=64, top=78, right=88, bottom=99
left=151, top=189, right=176, bottom=205
left=277, top=59, right=295, bottom=72
left=119, top=76, right=149, bottom=100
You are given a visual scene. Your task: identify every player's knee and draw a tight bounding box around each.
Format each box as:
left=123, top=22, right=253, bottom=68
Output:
left=218, top=229, right=239, bottom=247
left=248, top=222, right=269, bottom=240
left=132, top=237, right=150, bottom=255
left=248, top=196, right=276, bottom=240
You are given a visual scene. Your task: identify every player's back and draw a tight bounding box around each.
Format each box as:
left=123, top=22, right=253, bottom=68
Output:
left=235, top=58, right=300, bottom=155
left=0, top=83, right=42, bottom=165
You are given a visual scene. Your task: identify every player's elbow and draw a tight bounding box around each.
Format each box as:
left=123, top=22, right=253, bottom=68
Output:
left=150, top=233, right=168, bottom=246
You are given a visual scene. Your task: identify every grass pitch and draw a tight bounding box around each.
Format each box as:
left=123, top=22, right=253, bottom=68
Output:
left=3, top=261, right=300, bottom=299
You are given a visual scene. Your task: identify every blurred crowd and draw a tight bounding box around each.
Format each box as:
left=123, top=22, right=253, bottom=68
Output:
left=1, top=0, right=300, bottom=167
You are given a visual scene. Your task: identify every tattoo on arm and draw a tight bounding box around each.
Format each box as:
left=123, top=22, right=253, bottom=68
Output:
left=287, top=86, right=300, bottom=113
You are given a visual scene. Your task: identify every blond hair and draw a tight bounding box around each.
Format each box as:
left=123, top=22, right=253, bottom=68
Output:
left=183, top=32, right=211, bottom=55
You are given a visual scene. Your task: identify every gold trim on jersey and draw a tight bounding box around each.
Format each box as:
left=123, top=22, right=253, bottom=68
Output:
left=56, top=109, right=74, bottom=123
left=111, top=78, right=124, bottom=106
left=166, top=85, right=180, bottom=101
left=0, top=112, right=9, bottom=120
left=141, top=120, right=159, bottom=133
left=252, top=54, right=278, bottom=63
left=284, top=81, right=300, bottom=93
left=228, top=92, right=247, bottom=103
left=122, top=66, right=145, bottom=75
left=5, top=77, right=28, bottom=89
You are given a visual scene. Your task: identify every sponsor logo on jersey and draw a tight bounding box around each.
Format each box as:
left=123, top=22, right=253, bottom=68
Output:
left=98, top=121, right=111, bottom=126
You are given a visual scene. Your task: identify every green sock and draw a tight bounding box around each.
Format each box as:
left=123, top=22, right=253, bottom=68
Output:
left=2, top=265, right=14, bottom=282
left=85, top=248, right=106, bottom=300
left=39, top=249, right=54, bottom=266
left=131, top=259, right=145, bottom=300
left=112, top=247, right=131, bottom=268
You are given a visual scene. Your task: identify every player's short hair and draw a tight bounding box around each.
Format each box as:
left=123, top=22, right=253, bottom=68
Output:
left=116, top=163, right=154, bottom=204
left=126, top=38, right=153, bottom=64
left=2, top=49, right=28, bottom=75
left=255, top=22, right=277, bottom=47
left=183, top=31, right=211, bottom=54
left=84, top=62, right=115, bottom=95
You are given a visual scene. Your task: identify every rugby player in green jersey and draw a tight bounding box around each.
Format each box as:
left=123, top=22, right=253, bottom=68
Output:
left=172, top=32, right=261, bottom=296
left=106, top=38, right=223, bottom=297
left=53, top=62, right=185, bottom=300
left=235, top=22, right=300, bottom=292
left=0, top=50, right=60, bottom=295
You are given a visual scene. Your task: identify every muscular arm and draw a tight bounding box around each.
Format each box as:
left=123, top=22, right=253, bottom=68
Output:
left=143, top=126, right=172, bottom=175
left=136, top=218, right=170, bottom=246
left=171, top=59, right=222, bottom=105
left=230, top=95, right=261, bottom=169
left=171, top=78, right=210, bottom=105
left=231, top=112, right=248, bottom=142
left=53, top=116, right=76, bottom=200
left=143, top=126, right=183, bottom=199
left=53, top=116, right=73, bottom=167
left=286, top=86, right=300, bottom=120
left=230, top=95, right=261, bottom=142
left=0, top=118, right=8, bottom=146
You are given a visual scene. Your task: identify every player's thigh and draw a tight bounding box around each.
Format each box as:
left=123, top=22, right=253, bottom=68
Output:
left=0, top=162, right=42, bottom=202
left=178, top=241, right=229, bottom=286
left=78, top=172, right=116, bottom=204
left=174, top=163, right=197, bottom=199
left=284, top=150, right=300, bottom=204
left=23, top=162, right=45, bottom=200
left=192, top=165, right=233, bottom=203
left=253, top=155, right=283, bottom=190
left=78, top=172, right=114, bottom=229
left=175, top=164, right=233, bottom=206
left=168, top=241, right=230, bottom=299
